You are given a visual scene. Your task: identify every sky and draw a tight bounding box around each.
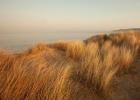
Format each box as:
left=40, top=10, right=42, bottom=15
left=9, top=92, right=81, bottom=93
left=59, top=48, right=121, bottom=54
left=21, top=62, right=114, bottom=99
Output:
left=0, top=0, right=140, bottom=33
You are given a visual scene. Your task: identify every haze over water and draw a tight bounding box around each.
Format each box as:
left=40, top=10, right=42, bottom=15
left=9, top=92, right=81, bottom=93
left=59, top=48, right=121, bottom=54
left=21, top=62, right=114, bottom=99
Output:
left=0, top=0, right=140, bottom=51
left=0, top=32, right=98, bottom=51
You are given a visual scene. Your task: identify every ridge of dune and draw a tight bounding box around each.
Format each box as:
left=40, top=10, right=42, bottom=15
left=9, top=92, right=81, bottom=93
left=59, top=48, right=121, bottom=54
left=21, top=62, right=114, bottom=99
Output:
left=0, top=31, right=140, bottom=100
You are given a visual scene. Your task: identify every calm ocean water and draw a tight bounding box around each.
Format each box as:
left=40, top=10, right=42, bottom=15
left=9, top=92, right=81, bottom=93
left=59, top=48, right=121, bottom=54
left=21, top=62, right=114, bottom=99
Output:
left=0, top=32, right=97, bottom=52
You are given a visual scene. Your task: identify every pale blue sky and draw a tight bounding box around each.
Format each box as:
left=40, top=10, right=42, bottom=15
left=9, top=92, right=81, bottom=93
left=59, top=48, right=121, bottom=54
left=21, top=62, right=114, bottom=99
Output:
left=0, top=0, right=140, bottom=33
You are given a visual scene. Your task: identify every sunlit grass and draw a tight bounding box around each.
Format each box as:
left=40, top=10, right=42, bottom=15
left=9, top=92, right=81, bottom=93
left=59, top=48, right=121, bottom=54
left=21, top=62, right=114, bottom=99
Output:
left=0, top=31, right=139, bottom=100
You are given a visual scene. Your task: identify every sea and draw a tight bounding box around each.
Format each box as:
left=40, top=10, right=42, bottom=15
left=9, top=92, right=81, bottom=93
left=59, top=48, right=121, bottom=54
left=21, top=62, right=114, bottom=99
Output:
left=0, top=32, right=99, bottom=52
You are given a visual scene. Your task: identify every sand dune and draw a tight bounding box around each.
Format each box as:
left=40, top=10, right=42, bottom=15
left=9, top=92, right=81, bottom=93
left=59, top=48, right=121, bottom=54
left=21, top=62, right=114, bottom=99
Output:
left=0, top=31, right=140, bottom=100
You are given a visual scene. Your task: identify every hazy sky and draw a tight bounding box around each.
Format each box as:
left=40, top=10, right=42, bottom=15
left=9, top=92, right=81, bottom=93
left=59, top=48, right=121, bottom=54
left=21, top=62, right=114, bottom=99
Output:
left=0, top=0, right=140, bottom=33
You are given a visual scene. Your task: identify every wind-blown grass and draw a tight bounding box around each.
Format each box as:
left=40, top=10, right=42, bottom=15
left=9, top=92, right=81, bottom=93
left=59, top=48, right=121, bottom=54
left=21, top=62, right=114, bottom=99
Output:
left=0, top=31, right=139, bottom=100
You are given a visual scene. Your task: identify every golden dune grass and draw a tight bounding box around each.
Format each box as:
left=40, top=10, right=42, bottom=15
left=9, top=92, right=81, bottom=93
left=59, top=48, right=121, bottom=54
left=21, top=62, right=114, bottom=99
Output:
left=0, top=31, right=140, bottom=100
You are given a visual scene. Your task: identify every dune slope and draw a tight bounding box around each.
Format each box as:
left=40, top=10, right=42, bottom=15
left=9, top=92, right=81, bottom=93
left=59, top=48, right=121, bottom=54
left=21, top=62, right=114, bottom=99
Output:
left=0, top=31, right=140, bottom=100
